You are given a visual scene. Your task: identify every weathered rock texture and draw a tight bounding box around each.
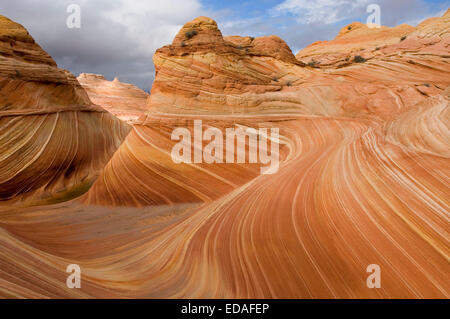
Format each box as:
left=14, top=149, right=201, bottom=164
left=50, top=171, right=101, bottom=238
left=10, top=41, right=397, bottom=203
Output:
left=0, top=12, right=449, bottom=299
left=78, top=73, right=149, bottom=123
left=143, top=14, right=449, bottom=120
left=296, top=9, right=450, bottom=69
left=0, top=15, right=130, bottom=205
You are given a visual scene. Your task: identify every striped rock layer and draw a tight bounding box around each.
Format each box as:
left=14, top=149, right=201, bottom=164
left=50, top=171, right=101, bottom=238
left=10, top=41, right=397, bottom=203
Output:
left=0, top=13, right=449, bottom=298
left=296, top=9, right=450, bottom=69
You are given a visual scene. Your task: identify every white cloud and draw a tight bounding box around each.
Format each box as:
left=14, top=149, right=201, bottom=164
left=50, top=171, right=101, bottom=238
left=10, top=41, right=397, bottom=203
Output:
left=103, top=0, right=203, bottom=54
left=273, top=0, right=370, bottom=24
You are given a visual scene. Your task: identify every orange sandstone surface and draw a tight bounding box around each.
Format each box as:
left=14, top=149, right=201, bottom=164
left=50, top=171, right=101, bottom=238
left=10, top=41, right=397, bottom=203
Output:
left=296, top=9, right=450, bottom=69
left=0, top=13, right=449, bottom=298
left=78, top=73, right=149, bottom=123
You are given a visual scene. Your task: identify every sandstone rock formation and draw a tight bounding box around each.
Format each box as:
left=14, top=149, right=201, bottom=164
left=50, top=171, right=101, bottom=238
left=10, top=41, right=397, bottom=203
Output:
left=74, top=14, right=450, bottom=298
left=0, top=12, right=449, bottom=299
left=296, top=9, right=450, bottom=69
left=78, top=73, right=149, bottom=123
left=0, top=15, right=130, bottom=205
left=146, top=16, right=311, bottom=117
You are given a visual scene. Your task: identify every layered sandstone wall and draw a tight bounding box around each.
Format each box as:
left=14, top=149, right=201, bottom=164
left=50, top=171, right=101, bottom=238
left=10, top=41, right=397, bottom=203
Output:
left=296, top=9, right=450, bottom=69
left=0, top=12, right=448, bottom=299
left=0, top=15, right=130, bottom=205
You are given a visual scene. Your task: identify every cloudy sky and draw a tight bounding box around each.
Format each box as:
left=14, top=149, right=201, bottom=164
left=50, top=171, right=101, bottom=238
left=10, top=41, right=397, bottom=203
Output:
left=1, top=0, right=448, bottom=91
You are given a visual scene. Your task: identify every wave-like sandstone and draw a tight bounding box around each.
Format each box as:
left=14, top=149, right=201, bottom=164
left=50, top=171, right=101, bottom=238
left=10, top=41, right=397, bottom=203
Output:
left=78, top=73, right=149, bottom=123
left=0, top=15, right=130, bottom=205
left=0, top=12, right=449, bottom=298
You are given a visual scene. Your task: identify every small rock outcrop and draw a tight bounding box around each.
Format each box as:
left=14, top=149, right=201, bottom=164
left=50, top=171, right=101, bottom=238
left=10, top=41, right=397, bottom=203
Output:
left=78, top=73, right=149, bottom=123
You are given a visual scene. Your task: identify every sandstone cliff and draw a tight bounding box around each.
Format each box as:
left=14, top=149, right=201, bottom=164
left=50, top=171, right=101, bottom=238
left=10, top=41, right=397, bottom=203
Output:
left=0, top=15, right=130, bottom=205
